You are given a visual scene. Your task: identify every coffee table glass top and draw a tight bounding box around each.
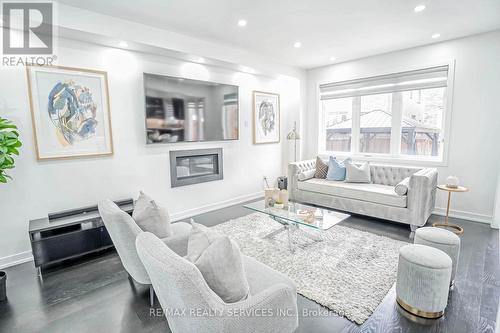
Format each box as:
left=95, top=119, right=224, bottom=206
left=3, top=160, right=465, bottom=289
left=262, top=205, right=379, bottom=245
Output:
left=243, top=200, right=350, bottom=230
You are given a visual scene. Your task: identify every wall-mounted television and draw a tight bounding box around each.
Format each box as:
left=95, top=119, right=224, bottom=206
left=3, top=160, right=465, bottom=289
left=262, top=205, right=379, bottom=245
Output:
left=143, top=73, right=239, bottom=144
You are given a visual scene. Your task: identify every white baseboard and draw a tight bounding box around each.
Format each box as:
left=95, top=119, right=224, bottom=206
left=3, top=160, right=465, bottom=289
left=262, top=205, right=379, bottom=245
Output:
left=0, top=192, right=263, bottom=270
left=0, top=251, right=33, bottom=270
left=433, top=207, right=492, bottom=225
left=170, top=191, right=263, bottom=222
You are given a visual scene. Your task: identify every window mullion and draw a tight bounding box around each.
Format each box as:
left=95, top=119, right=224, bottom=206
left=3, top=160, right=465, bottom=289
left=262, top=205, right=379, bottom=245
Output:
left=318, top=99, right=325, bottom=153
left=351, top=96, right=361, bottom=154
left=391, top=92, right=403, bottom=157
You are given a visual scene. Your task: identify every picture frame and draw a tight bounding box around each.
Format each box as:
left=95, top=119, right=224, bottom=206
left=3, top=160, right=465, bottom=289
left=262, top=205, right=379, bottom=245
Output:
left=252, top=91, right=280, bottom=144
left=26, top=65, right=113, bottom=160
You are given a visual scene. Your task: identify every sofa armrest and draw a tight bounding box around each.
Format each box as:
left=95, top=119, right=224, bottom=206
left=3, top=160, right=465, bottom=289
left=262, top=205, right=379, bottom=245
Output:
left=288, top=160, right=316, bottom=201
left=408, top=168, right=438, bottom=226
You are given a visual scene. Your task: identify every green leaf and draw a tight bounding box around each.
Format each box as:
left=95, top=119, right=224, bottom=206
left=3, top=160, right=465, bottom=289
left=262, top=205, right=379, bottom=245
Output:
left=8, top=147, right=19, bottom=156
left=4, top=131, right=18, bottom=139
left=5, top=139, right=18, bottom=146
left=0, top=174, right=7, bottom=183
left=0, top=123, right=17, bottom=130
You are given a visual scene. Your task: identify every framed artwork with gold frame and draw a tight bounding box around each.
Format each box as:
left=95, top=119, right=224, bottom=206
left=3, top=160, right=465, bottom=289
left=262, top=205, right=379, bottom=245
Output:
left=253, top=91, right=280, bottom=144
left=26, top=65, right=113, bottom=160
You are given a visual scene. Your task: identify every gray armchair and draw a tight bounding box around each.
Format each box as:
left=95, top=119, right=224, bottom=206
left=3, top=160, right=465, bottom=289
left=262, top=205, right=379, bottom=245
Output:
left=98, top=200, right=191, bottom=305
left=136, top=231, right=299, bottom=333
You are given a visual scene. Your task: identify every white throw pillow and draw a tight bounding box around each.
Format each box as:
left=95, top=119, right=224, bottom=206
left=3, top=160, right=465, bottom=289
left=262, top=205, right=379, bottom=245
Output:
left=187, top=220, right=250, bottom=303
left=132, top=192, right=172, bottom=238
left=298, top=169, right=316, bottom=181
left=395, top=177, right=410, bottom=196
left=186, top=220, right=221, bottom=262
left=345, top=161, right=371, bottom=183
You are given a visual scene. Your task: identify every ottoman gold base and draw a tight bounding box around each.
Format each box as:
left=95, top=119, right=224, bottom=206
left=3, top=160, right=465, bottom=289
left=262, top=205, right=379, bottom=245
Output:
left=396, top=297, right=444, bottom=319
left=432, top=222, right=464, bottom=235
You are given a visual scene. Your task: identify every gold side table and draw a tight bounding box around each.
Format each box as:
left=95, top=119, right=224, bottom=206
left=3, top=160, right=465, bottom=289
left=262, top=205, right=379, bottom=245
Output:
left=432, top=184, right=469, bottom=235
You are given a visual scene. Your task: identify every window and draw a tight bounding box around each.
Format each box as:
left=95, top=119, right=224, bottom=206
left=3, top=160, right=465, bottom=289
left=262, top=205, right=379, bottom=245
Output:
left=360, top=93, right=392, bottom=154
left=322, top=97, right=352, bottom=152
left=319, top=65, right=450, bottom=163
left=400, top=88, right=445, bottom=157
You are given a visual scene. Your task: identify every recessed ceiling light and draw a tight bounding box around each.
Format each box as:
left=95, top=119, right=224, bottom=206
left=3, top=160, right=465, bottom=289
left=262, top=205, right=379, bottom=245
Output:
left=241, top=66, right=255, bottom=74
left=431, top=33, right=441, bottom=39
left=197, top=57, right=205, bottom=63
left=118, top=41, right=128, bottom=47
left=329, top=56, right=336, bottom=62
left=293, top=42, right=302, bottom=48
left=414, top=4, right=426, bottom=12
left=237, top=19, right=247, bottom=27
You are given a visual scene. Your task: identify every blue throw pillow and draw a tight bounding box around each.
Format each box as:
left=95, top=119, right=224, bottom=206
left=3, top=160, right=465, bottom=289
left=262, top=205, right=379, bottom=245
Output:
left=326, top=156, right=352, bottom=181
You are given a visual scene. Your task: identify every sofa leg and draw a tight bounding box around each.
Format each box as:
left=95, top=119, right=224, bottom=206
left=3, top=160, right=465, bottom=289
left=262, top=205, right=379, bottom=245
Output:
left=149, top=285, right=155, bottom=307
left=409, top=225, right=419, bottom=239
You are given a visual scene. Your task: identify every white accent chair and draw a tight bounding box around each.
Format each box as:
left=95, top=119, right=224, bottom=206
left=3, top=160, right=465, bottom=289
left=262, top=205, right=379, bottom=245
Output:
left=98, top=199, right=191, bottom=306
left=288, top=160, right=438, bottom=232
left=136, top=231, right=299, bottom=333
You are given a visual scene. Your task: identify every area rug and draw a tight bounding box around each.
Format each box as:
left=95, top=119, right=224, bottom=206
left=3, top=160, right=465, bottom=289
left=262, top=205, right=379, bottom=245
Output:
left=212, top=213, right=409, bottom=324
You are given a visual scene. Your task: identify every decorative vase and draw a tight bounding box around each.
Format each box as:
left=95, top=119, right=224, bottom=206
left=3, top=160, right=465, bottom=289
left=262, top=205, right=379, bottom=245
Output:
left=446, top=175, right=459, bottom=188
left=264, top=188, right=280, bottom=208
left=279, top=190, right=289, bottom=207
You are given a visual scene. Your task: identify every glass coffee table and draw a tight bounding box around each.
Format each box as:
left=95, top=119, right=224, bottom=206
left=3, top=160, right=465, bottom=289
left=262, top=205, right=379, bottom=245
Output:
left=243, top=200, right=350, bottom=252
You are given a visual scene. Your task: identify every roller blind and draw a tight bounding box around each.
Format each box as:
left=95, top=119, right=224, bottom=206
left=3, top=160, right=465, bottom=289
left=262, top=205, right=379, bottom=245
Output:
left=320, top=65, right=449, bottom=100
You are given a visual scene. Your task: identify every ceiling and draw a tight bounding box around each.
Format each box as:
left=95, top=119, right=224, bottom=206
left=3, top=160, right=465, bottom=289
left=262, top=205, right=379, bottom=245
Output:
left=56, top=0, right=500, bottom=69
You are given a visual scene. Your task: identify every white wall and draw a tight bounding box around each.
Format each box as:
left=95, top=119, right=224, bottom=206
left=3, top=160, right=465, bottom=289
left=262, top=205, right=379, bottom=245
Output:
left=0, top=35, right=304, bottom=265
left=493, top=167, right=500, bottom=229
left=305, top=30, right=500, bottom=224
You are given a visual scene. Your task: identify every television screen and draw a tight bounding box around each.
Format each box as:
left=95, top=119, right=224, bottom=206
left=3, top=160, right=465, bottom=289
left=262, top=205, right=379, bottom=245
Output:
left=143, top=73, right=239, bottom=144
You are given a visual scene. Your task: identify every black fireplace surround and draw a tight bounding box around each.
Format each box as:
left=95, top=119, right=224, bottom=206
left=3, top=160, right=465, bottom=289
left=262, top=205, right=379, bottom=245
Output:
left=169, top=148, right=223, bottom=187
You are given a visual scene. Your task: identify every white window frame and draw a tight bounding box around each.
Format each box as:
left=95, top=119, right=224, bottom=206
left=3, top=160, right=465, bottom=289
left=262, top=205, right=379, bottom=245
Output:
left=317, top=60, right=455, bottom=167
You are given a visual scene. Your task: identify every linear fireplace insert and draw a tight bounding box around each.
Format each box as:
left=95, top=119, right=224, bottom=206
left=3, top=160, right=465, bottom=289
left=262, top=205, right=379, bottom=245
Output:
left=169, top=148, right=223, bottom=187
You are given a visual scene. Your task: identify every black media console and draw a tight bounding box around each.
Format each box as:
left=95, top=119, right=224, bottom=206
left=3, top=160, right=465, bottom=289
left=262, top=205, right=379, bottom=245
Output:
left=28, top=199, right=133, bottom=277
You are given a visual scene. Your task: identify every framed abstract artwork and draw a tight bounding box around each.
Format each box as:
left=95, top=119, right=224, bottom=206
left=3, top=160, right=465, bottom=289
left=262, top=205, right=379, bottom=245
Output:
left=26, top=65, right=113, bottom=160
left=253, top=91, right=280, bottom=144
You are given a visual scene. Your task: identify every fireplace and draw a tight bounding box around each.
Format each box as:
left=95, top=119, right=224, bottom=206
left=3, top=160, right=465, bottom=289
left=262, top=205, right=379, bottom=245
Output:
left=169, top=148, right=223, bottom=187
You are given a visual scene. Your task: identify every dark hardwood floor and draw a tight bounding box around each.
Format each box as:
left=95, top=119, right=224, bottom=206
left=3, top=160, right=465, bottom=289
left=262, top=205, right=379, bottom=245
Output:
left=0, top=202, right=498, bottom=333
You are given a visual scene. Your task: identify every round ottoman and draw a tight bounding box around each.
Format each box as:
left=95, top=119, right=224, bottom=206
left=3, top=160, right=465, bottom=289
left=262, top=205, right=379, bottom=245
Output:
left=414, top=227, right=460, bottom=286
left=396, top=244, right=452, bottom=318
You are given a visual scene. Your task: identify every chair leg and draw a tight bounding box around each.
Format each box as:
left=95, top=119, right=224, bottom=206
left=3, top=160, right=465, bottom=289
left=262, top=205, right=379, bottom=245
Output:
left=149, top=285, right=154, bottom=307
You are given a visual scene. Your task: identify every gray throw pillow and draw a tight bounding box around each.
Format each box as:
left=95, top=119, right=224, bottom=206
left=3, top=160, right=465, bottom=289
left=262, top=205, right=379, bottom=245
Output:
left=132, top=192, right=172, bottom=238
left=395, top=177, right=410, bottom=196
left=345, top=161, right=371, bottom=183
left=314, top=156, right=328, bottom=179
left=187, top=221, right=250, bottom=303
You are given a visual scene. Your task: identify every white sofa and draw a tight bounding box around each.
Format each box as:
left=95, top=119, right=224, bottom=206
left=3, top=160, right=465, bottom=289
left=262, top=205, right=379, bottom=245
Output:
left=288, top=160, right=438, bottom=231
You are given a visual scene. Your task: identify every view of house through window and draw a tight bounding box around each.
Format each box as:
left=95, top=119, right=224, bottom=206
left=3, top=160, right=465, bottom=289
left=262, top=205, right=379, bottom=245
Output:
left=401, top=88, right=445, bottom=157
left=360, top=93, right=392, bottom=154
left=319, top=66, right=448, bottom=161
left=323, top=97, right=352, bottom=152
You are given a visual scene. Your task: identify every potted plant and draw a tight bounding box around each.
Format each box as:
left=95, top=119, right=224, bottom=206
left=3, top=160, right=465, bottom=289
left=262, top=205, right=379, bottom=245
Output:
left=0, top=116, right=21, bottom=302
left=0, top=116, right=22, bottom=183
